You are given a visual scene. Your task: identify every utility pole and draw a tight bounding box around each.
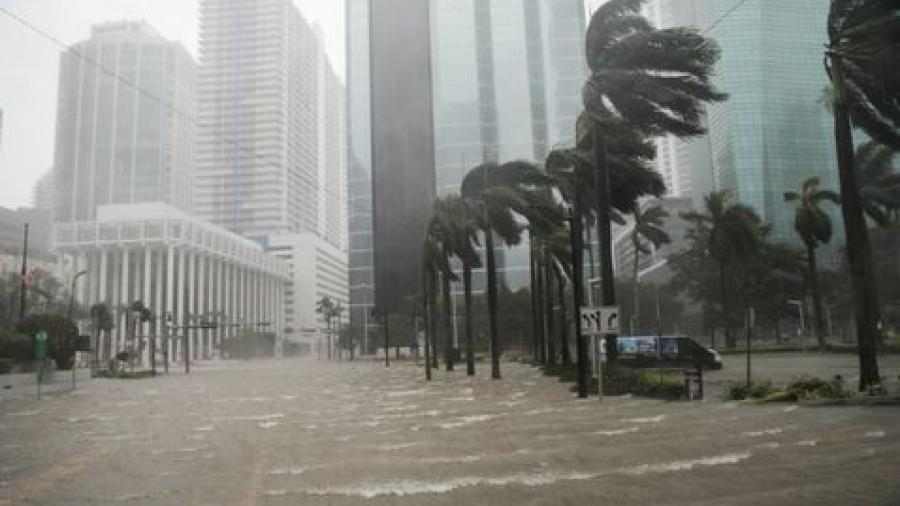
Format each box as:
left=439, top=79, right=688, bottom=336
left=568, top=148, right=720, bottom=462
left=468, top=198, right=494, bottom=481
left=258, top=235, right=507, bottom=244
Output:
left=18, top=223, right=29, bottom=322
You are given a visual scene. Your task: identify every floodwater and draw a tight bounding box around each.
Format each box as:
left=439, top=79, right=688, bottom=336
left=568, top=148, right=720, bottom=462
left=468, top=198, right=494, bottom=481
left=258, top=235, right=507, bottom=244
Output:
left=0, top=357, right=898, bottom=505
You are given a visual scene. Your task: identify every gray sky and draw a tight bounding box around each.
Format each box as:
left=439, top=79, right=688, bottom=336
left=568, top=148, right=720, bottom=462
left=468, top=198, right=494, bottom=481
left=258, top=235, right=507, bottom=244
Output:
left=0, top=0, right=345, bottom=210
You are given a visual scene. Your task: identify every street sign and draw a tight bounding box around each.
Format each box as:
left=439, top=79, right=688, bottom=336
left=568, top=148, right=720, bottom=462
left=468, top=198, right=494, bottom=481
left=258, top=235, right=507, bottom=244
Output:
left=34, top=330, right=49, bottom=359
left=580, top=306, right=619, bottom=336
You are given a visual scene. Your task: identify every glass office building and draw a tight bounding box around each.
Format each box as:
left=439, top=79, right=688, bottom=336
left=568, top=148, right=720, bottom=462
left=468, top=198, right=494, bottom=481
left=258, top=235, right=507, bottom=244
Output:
left=703, top=0, right=840, bottom=242
left=430, top=0, right=587, bottom=290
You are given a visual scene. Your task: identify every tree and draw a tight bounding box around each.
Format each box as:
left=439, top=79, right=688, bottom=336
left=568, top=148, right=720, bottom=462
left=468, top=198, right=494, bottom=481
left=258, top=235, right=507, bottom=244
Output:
left=682, top=190, right=763, bottom=348
left=461, top=160, right=561, bottom=379
left=628, top=202, right=670, bottom=333
left=824, top=0, right=900, bottom=389
left=315, top=296, right=334, bottom=359
left=784, top=177, right=841, bottom=348
left=16, top=314, right=78, bottom=370
left=89, top=303, right=114, bottom=361
left=856, top=141, right=900, bottom=225
left=582, top=0, right=726, bottom=360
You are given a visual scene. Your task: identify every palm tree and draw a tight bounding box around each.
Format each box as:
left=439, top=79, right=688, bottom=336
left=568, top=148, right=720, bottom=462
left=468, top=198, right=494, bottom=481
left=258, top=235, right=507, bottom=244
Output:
left=583, top=0, right=726, bottom=361
left=315, top=296, right=334, bottom=359
left=89, top=302, right=113, bottom=361
left=629, top=202, right=670, bottom=334
left=461, top=160, right=561, bottom=379
left=856, top=141, right=900, bottom=225
left=784, top=177, right=841, bottom=349
left=682, top=190, right=763, bottom=349
left=426, top=195, right=480, bottom=372
left=825, top=0, right=900, bottom=389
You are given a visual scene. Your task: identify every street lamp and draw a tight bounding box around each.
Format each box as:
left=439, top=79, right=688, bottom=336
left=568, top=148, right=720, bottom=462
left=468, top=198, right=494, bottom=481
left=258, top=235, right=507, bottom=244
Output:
left=67, top=269, right=88, bottom=320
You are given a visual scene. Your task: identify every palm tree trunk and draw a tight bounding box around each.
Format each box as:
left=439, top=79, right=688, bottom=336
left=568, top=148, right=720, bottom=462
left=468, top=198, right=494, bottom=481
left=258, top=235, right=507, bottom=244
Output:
left=423, top=267, right=432, bottom=381
left=833, top=71, right=881, bottom=390
left=633, top=242, right=641, bottom=335
left=806, top=244, right=826, bottom=350
left=485, top=228, right=501, bottom=379
left=593, top=131, right=618, bottom=362
left=441, top=266, right=454, bottom=371
left=557, top=273, right=571, bottom=365
left=536, top=257, right=546, bottom=365
left=429, top=269, right=439, bottom=370
left=529, top=234, right=539, bottom=363
left=719, top=263, right=735, bottom=349
left=463, top=262, right=475, bottom=376
left=545, top=260, right=556, bottom=367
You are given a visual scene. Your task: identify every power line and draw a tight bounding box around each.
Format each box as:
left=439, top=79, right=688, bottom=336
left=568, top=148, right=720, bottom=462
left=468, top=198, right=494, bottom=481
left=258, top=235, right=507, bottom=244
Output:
left=700, top=0, right=752, bottom=35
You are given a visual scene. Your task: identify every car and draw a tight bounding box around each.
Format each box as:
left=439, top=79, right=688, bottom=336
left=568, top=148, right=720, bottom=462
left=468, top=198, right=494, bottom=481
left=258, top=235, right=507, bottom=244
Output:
left=613, top=336, right=723, bottom=371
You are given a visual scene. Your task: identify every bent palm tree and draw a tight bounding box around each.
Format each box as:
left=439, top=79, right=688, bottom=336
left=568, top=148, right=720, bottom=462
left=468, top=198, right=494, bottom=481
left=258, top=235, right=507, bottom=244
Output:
left=682, top=190, right=762, bottom=349
left=629, top=203, right=670, bottom=333
left=583, top=0, right=726, bottom=360
left=784, top=177, right=840, bottom=349
left=461, top=161, right=560, bottom=379
left=856, top=141, right=900, bottom=225
left=427, top=195, right=480, bottom=373
left=825, top=0, right=900, bottom=389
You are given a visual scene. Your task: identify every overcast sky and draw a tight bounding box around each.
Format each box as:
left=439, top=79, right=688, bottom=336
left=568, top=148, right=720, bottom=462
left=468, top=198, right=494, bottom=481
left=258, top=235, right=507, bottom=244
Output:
left=0, top=0, right=345, bottom=210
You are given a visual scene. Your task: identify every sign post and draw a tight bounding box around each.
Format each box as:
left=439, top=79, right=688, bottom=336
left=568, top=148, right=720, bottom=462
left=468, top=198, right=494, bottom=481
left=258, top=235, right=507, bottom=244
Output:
left=35, top=330, right=48, bottom=400
left=580, top=306, right=619, bottom=401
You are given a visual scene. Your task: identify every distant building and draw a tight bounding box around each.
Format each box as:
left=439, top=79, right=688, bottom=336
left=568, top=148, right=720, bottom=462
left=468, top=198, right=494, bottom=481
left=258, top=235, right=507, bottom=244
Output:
left=195, top=0, right=323, bottom=242
left=265, top=234, right=348, bottom=353
left=53, top=202, right=289, bottom=361
left=346, top=0, right=376, bottom=340
left=612, top=197, right=694, bottom=285
left=52, top=21, right=196, bottom=222
left=32, top=169, right=55, bottom=217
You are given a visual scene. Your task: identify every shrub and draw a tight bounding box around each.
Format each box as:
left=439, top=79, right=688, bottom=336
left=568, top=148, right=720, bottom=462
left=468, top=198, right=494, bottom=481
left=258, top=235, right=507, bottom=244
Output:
left=0, top=330, right=33, bottom=361
left=786, top=375, right=854, bottom=401
left=15, top=314, right=78, bottom=370
left=723, top=381, right=779, bottom=401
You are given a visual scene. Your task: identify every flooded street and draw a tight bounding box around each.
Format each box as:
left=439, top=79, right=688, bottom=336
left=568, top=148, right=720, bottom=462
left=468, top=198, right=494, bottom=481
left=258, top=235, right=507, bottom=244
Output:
left=1, top=358, right=899, bottom=505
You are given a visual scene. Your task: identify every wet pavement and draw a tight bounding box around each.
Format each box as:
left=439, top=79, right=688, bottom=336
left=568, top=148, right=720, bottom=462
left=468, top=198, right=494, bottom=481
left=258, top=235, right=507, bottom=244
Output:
left=1, top=357, right=898, bottom=505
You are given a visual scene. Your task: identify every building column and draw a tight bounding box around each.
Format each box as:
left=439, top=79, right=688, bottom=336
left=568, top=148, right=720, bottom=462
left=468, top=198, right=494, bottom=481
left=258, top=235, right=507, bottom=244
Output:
left=187, top=250, right=196, bottom=361
left=177, top=249, right=187, bottom=362
left=142, top=246, right=152, bottom=365
left=155, top=248, right=164, bottom=367
left=165, top=246, right=174, bottom=363
left=197, top=253, right=207, bottom=360
left=119, top=248, right=130, bottom=354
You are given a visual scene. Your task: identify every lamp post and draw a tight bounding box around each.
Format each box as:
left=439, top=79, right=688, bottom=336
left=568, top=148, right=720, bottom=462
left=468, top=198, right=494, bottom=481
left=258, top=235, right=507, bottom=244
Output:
left=67, top=269, right=88, bottom=320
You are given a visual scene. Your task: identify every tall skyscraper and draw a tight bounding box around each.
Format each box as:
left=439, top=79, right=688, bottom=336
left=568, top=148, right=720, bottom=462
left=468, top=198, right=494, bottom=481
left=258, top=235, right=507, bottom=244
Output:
left=430, top=0, right=587, bottom=289
left=52, top=21, right=196, bottom=222
left=701, top=0, right=839, bottom=242
left=346, top=0, right=375, bottom=335
left=369, top=0, right=437, bottom=312
left=195, top=0, right=321, bottom=241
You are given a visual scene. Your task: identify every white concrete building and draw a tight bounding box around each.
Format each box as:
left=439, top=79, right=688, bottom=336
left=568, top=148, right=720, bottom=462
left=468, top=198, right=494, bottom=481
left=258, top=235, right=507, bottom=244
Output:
left=265, top=234, right=348, bottom=352
left=53, top=203, right=289, bottom=362
left=52, top=21, right=196, bottom=222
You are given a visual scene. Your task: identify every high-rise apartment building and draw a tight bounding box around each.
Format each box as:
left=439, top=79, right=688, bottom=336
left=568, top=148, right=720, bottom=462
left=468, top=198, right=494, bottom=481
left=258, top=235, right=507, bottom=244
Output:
left=52, top=21, right=196, bottom=222
left=195, top=0, right=321, bottom=241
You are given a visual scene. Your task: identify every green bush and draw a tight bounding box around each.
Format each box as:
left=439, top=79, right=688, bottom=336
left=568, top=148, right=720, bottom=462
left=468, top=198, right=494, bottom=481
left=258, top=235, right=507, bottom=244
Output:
left=723, top=381, right=779, bottom=401
left=786, top=375, right=854, bottom=401
left=0, top=330, right=33, bottom=361
left=15, top=314, right=78, bottom=370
